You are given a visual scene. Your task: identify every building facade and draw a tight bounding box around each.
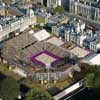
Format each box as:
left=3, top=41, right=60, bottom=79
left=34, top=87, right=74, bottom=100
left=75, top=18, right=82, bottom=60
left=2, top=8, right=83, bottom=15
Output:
left=0, top=9, right=36, bottom=42
left=47, top=0, right=61, bottom=8
left=69, top=0, right=100, bottom=21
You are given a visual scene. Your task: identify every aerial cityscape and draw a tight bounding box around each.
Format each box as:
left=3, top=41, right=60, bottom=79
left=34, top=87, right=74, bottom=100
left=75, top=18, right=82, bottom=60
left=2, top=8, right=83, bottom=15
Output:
left=0, top=0, right=100, bottom=100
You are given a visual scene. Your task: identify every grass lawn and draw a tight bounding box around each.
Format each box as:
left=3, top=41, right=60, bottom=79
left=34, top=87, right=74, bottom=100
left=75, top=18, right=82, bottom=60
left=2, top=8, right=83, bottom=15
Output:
left=55, top=79, right=70, bottom=90
left=22, top=77, right=71, bottom=93
left=22, top=79, right=48, bottom=92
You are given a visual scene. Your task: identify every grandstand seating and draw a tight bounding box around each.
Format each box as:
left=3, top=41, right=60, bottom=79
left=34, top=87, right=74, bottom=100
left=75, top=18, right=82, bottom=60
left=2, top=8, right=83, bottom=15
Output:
left=2, top=30, right=73, bottom=71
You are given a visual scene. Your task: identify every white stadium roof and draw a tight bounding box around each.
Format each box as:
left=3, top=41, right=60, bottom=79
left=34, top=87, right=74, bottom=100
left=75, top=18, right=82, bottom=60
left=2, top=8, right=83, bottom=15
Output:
left=82, top=54, right=100, bottom=65
left=89, top=54, right=100, bottom=65
left=96, top=43, right=100, bottom=49
left=33, top=29, right=50, bottom=41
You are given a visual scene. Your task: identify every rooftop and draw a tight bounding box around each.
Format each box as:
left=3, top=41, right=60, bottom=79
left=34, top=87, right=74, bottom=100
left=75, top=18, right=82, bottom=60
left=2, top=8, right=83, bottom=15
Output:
left=47, top=37, right=64, bottom=46
left=90, top=54, right=100, bottom=65
left=33, top=29, right=50, bottom=41
left=70, top=46, right=90, bottom=58
left=82, top=53, right=100, bottom=65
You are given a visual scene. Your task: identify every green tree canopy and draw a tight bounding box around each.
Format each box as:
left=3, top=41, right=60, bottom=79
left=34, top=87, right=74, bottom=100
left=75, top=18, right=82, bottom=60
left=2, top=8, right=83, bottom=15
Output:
left=85, top=73, right=95, bottom=88
left=84, top=65, right=100, bottom=88
left=0, top=77, right=20, bottom=100
left=25, top=88, right=52, bottom=100
left=53, top=6, right=64, bottom=14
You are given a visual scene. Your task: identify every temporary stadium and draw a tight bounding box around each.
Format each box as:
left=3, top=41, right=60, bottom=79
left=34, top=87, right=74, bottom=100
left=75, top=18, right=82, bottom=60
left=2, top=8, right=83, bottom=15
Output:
left=2, top=29, right=77, bottom=80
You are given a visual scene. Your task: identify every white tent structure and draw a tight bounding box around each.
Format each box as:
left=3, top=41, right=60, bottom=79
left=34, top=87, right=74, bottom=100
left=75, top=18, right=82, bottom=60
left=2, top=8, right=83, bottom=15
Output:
left=82, top=54, right=100, bottom=65
left=33, top=29, right=50, bottom=41
left=96, top=43, right=100, bottom=51
left=89, top=54, right=100, bottom=65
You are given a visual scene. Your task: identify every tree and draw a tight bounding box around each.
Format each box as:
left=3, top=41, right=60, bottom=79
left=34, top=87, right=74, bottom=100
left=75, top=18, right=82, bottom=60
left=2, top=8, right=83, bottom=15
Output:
left=79, top=63, right=91, bottom=76
left=0, top=77, right=20, bottom=100
left=85, top=73, right=95, bottom=88
left=25, top=88, right=52, bottom=100
left=53, top=6, right=64, bottom=14
left=84, top=65, right=100, bottom=88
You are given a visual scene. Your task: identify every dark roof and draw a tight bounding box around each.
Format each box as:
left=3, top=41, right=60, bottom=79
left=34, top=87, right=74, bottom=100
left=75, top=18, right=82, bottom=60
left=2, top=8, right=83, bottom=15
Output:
left=8, top=8, right=22, bottom=16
